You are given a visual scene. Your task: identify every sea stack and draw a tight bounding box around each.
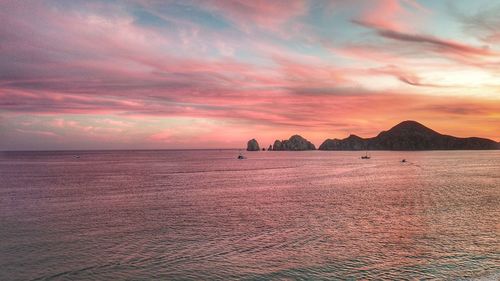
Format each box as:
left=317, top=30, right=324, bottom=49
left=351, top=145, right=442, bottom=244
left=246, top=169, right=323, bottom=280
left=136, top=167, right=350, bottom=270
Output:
left=246, top=139, right=260, bottom=151
left=272, top=135, right=316, bottom=151
left=272, top=140, right=283, bottom=151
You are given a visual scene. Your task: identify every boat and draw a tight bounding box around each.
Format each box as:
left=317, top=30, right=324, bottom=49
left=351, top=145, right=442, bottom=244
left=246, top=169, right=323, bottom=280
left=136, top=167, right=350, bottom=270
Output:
left=401, top=159, right=406, bottom=163
left=361, top=151, right=370, bottom=159
left=237, top=151, right=246, bottom=159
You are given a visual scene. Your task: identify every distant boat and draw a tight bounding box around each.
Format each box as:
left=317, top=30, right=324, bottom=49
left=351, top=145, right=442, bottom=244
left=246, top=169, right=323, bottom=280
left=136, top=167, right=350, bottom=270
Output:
left=361, top=151, right=370, bottom=159
left=237, top=151, right=246, bottom=159
left=401, top=159, right=406, bottom=163
left=74, top=155, right=80, bottom=159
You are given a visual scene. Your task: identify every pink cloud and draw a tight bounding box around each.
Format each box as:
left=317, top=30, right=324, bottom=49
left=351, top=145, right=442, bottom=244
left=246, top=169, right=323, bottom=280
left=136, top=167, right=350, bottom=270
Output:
left=349, top=0, right=428, bottom=32
left=206, top=0, right=308, bottom=31
left=356, top=0, right=407, bottom=31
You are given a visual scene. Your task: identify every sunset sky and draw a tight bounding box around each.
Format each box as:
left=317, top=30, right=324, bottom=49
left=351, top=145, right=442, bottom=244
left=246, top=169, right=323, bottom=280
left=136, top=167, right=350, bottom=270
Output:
left=1, top=0, right=500, bottom=150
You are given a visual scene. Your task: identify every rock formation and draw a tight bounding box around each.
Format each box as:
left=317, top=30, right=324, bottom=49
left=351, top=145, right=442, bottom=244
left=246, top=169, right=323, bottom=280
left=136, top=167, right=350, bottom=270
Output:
left=272, top=135, right=316, bottom=151
left=272, top=140, right=283, bottom=151
left=319, top=120, right=499, bottom=150
left=246, top=139, right=260, bottom=151
left=319, top=134, right=366, bottom=150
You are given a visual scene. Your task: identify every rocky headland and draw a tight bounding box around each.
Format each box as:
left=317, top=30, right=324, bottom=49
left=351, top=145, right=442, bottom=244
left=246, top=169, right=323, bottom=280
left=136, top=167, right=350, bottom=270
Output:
left=319, top=121, right=499, bottom=150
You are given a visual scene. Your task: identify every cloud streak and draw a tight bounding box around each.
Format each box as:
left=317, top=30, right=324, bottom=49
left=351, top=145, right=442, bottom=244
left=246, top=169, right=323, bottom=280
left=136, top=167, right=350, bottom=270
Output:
left=352, top=19, right=495, bottom=57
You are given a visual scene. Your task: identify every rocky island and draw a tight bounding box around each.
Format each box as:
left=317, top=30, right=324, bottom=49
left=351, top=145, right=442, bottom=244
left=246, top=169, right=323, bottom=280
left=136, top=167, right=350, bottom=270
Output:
left=272, top=135, right=316, bottom=151
left=246, top=135, right=316, bottom=151
left=246, top=139, right=260, bottom=151
left=319, top=120, right=499, bottom=150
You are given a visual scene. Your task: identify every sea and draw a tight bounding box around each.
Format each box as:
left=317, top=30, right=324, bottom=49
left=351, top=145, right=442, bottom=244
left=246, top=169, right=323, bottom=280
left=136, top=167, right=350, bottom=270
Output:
left=0, top=150, right=499, bottom=280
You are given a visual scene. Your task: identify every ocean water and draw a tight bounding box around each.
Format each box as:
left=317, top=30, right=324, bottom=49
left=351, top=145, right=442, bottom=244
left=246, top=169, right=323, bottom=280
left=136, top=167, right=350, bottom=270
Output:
left=0, top=150, right=499, bottom=280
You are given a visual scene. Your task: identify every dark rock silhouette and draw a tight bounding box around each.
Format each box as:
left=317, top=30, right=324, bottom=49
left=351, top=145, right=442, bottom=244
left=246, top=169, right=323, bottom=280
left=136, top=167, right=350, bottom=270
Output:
left=273, top=135, right=316, bottom=151
left=319, top=120, right=499, bottom=150
left=319, top=134, right=365, bottom=150
left=246, top=139, right=260, bottom=151
left=268, top=144, right=272, bottom=151
left=272, top=140, right=283, bottom=151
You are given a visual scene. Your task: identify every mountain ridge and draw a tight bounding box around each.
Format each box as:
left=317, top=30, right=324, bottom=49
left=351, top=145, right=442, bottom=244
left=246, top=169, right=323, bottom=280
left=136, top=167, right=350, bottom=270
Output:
left=319, top=120, right=499, bottom=150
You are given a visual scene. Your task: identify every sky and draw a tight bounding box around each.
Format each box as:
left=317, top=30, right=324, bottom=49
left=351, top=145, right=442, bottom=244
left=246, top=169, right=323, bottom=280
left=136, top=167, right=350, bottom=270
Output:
left=1, top=0, right=500, bottom=150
